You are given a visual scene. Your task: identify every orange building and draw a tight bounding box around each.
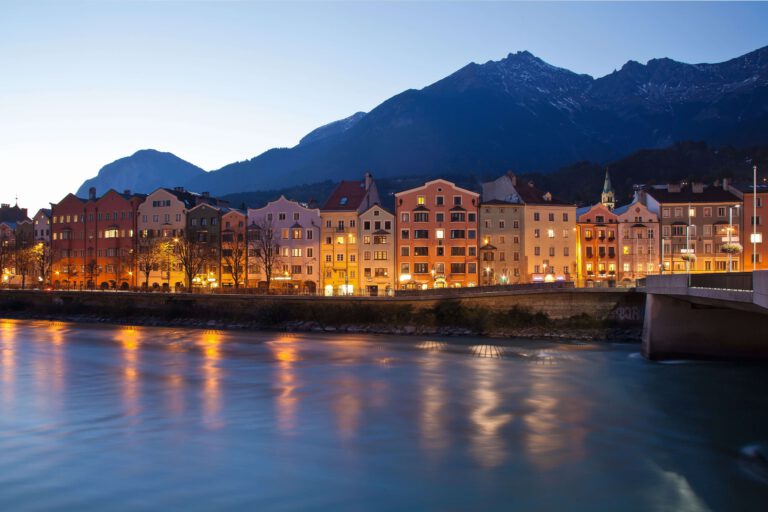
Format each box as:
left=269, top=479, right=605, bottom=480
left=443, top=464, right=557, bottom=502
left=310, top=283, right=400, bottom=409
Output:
left=741, top=182, right=768, bottom=271
left=576, top=203, right=619, bottom=287
left=395, top=179, right=479, bottom=289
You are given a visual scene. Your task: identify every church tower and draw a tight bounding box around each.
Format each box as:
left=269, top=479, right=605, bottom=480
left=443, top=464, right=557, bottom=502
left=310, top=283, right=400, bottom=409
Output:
left=601, top=168, right=616, bottom=211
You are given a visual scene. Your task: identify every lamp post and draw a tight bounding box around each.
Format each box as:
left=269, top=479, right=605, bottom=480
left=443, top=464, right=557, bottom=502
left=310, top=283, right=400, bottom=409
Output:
left=753, top=165, right=758, bottom=271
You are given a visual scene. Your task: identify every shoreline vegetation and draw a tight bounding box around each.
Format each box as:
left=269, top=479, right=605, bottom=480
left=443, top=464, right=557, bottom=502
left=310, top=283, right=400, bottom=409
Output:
left=0, top=299, right=641, bottom=342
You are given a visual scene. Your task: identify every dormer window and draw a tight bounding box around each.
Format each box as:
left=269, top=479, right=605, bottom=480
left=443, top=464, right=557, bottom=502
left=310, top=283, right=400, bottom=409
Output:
left=543, top=192, right=552, bottom=202
left=339, top=197, right=348, bottom=206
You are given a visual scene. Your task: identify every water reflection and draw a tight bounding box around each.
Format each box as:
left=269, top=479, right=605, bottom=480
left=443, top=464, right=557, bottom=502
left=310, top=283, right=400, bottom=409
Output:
left=198, top=330, right=224, bottom=429
left=523, top=366, right=589, bottom=471
left=115, top=326, right=142, bottom=419
left=469, top=362, right=514, bottom=468
left=332, top=375, right=362, bottom=441
left=420, top=357, right=449, bottom=456
left=268, top=335, right=301, bottom=435
left=0, top=319, right=16, bottom=407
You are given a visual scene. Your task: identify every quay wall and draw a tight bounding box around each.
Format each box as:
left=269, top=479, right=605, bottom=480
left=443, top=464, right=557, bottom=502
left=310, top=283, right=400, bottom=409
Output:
left=0, top=289, right=644, bottom=337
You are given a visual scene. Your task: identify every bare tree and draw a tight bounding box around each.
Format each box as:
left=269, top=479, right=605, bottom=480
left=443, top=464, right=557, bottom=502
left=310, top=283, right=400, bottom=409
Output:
left=176, top=233, right=212, bottom=291
left=0, top=235, right=11, bottom=286
left=14, top=245, right=35, bottom=289
left=251, top=218, right=282, bottom=292
left=31, top=243, right=51, bottom=286
left=221, top=230, right=247, bottom=289
left=136, top=236, right=170, bottom=290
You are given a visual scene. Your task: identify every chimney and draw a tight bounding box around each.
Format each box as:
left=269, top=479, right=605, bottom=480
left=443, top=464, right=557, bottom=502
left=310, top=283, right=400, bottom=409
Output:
left=89, top=187, right=96, bottom=200
left=364, top=172, right=373, bottom=191
left=667, top=183, right=681, bottom=193
left=691, top=182, right=704, bottom=193
left=722, top=178, right=731, bottom=190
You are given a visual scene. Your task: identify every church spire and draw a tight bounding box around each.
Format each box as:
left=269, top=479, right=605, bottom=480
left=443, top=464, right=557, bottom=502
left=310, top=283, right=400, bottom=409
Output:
left=601, top=167, right=615, bottom=210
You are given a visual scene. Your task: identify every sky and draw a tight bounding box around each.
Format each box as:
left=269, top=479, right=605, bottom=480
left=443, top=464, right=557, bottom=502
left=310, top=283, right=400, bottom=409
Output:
left=1, top=1, right=767, bottom=212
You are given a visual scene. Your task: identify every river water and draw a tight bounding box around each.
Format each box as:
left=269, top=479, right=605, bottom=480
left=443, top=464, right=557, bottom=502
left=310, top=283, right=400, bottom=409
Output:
left=0, top=319, right=767, bottom=511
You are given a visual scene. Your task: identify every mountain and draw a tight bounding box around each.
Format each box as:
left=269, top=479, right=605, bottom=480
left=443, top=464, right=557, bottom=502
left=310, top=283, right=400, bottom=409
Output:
left=182, top=45, right=768, bottom=195
left=77, top=46, right=768, bottom=197
left=75, top=149, right=206, bottom=197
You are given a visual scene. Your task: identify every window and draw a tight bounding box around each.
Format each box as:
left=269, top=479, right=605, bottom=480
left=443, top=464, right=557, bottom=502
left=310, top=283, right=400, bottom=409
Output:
left=306, top=265, right=313, bottom=275
left=400, top=213, right=409, bottom=223
left=400, top=263, right=410, bottom=274
left=468, top=213, right=476, bottom=222
left=451, top=247, right=466, bottom=256
left=547, top=229, right=555, bottom=238
left=291, top=248, right=302, bottom=257
left=414, top=247, right=429, bottom=256
left=364, top=221, right=371, bottom=230
left=414, top=263, right=429, bottom=274
left=436, top=213, right=444, bottom=222
left=689, top=208, right=696, bottom=218
left=533, top=212, right=540, bottom=221
left=450, top=263, right=466, bottom=274
left=414, top=230, right=429, bottom=239
left=549, top=247, right=555, bottom=257
left=414, top=212, right=429, bottom=222
left=436, top=196, right=444, bottom=206
left=548, top=213, right=555, bottom=222
left=563, top=213, right=569, bottom=222
left=674, top=207, right=683, bottom=217
left=375, top=268, right=388, bottom=277
left=307, top=248, right=313, bottom=257
left=450, top=230, right=465, bottom=239
left=417, top=196, right=425, bottom=205
left=401, top=247, right=410, bottom=257
left=453, top=196, right=462, bottom=206
left=563, top=247, right=569, bottom=257
left=468, top=247, right=476, bottom=257
left=499, top=220, right=505, bottom=229
left=534, top=229, right=540, bottom=238
left=336, top=254, right=344, bottom=262
left=374, top=251, right=387, bottom=260
left=662, top=208, right=670, bottom=218
left=291, top=265, right=302, bottom=275
left=717, top=207, right=726, bottom=217
left=307, top=230, right=313, bottom=240
left=436, top=229, right=444, bottom=239
left=468, top=263, right=477, bottom=274
left=292, top=228, right=302, bottom=239
left=534, top=246, right=540, bottom=256
left=468, top=230, right=476, bottom=239
left=401, top=230, right=410, bottom=240
left=282, top=228, right=290, bottom=239
left=450, top=212, right=465, bottom=222
left=364, top=251, right=371, bottom=260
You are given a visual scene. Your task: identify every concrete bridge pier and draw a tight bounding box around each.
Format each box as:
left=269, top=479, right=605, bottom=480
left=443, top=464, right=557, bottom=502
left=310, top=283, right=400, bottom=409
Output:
left=642, top=272, right=768, bottom=360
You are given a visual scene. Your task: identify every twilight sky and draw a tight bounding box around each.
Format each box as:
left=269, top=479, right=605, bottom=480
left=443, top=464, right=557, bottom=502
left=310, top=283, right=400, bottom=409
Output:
left=1, top=1, right=767, bottom=211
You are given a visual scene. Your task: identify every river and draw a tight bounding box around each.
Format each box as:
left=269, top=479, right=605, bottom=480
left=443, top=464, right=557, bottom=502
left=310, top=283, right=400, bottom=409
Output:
left=0, top=319, right=767, bottom=511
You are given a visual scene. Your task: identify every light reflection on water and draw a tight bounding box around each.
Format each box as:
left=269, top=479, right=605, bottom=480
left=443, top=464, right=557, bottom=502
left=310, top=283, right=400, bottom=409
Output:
left=0, top=319, right=767, bottom=511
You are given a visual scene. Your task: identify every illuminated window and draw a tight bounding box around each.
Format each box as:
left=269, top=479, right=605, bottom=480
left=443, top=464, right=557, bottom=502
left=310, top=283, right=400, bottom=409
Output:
left=547, top=229, right=555, bottom=238
left=417, top=196, right=425, bottom=205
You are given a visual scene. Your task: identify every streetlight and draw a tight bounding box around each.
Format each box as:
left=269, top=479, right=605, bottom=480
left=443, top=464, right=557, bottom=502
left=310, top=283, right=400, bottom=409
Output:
left=752, top=165, right=759, bottom=271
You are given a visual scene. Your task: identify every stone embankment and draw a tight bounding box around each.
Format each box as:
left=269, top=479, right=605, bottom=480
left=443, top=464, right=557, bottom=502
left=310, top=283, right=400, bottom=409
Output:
left=0, top=289, right=645, bottom=342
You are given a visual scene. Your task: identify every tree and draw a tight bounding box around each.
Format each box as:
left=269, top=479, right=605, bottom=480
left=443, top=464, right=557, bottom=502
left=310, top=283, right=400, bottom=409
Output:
left=31, top=243, right=51, bottom=286
left=221, top=230, right=247, bottom=289
left=176, top=233, right=212, bottom=291
left=0, top=235, right=11, bottom=286
left=136, top=236, right=170, bottom=289
left=251, top=218, right=282, bottom=292
left=13, top=245, right=35, bottom=289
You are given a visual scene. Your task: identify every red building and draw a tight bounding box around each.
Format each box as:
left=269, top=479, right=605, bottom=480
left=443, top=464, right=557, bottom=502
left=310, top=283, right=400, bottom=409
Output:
left=51, top=188, right=144, bottom=289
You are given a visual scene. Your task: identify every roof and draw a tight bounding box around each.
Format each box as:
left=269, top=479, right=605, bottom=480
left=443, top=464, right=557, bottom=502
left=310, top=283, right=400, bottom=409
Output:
left=0, top=204, right=29, bottom=223
left=481, top=199, right=518, bottom=206
left=645, top=185, right=741, bottom=204
left=321, top=180, right=370, bottom=211
left=514, top=181, right=572, bottom=206
left=612, top=204, right=631, bottom=216
left=162, top=188, right=228, bottom=209
left=734, top=183, right=768, bottom=194
left=394, top=178, right=479, bottom=198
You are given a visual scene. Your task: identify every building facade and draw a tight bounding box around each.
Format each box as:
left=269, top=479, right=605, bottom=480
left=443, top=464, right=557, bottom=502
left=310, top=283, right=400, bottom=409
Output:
left=186, top=203, right=223, bottom=289
left=741, top=183, right=768, bottom=271
left=576, top=203, right=619, bottom=287
left=248, top=195, right=321, bottom=294
left=395, top=179, right=480, bottom=289
left=357, top=204, right=395, bottom=295
left=478, top=200, right=524, bottom=285
left=220, top=209, right=248, bottom=288
left=320, top=174, right=379, bottom=295
left=615, top=197, right=660, bottom=284
left=644, top=182, right=744, bottom=273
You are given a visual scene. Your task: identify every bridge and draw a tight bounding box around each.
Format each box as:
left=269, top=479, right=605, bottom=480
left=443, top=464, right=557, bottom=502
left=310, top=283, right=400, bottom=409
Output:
left=641, top=271, right=768, bottom=360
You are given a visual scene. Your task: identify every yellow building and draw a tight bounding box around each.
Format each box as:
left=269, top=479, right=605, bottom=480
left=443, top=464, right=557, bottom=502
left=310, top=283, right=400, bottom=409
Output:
left=320, top=174, right=379, bottom=296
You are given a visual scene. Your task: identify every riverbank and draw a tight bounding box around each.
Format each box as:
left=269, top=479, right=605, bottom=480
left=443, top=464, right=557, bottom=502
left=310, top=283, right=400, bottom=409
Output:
left=0, top=288, right=644, bottom=342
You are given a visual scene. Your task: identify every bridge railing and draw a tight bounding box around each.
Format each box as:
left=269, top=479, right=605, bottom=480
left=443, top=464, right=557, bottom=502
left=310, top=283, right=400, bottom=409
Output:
left=689, top=272, right=753, bottom=291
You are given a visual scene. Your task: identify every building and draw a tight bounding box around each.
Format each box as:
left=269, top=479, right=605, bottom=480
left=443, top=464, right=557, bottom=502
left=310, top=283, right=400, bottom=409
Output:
left=740, top=181, right=768, bottom=271
left=482, top=174, right=576, bottom=283
left=396, top=179, right=479, bottom=289
left=32, top=208, right=52, bottom=244
left=576, top=203, right=619, bottom=287
left=0, top=202, right=28, bottom=224
left=248, top=195, right=321, bottom=294
left=358, top=204, right=395, bottom=295
left=137, top=187, right=226, bottom=289
left=614, top=196, right=660, bottom=285
left=644, top=181, right=744, bottom=273
left=220, top=209, right=248, bottom=288
left=478, top=199, right=524, bottom=285
left=320, top=174, right=380, bottom=295
left=51, top=188, right=143, bottom=289
left=186, top=203, right=223, bottom=289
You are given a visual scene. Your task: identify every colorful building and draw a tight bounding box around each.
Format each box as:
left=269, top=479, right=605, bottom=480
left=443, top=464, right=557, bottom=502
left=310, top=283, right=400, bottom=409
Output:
left=220, top=209, right=248, bottom=288
left=395, top=179, right=479, bottom=289
left=358, top=204, right=395, bottom=295
left=576, top=203, right=619, bottom=287
left=644, top=182, right=744, bottom=273
left=320, top=174, right=379, bottom=295
left=614, top=196, right=660, bottom=285
left=51, top=188, right=143, bottom=290
left=740, top=181, right=768, bottom=271
left=186, top=203, right=223, bottom=289
left=478, top=199, right=525, bottom=285
left=248, top=195, right=321, bottom=294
